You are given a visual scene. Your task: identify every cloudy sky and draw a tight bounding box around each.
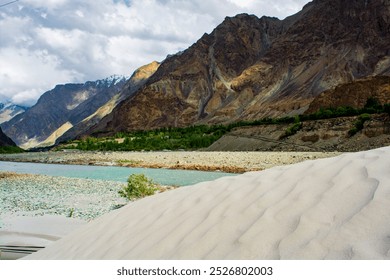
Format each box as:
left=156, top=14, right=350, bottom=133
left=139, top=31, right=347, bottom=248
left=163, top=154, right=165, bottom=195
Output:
left=0, top=0, right=308, bottom=106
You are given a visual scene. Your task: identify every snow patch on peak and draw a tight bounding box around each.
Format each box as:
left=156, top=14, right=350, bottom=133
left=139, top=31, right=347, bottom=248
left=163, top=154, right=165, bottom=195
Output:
left=95, top=75, right=129, bottom=87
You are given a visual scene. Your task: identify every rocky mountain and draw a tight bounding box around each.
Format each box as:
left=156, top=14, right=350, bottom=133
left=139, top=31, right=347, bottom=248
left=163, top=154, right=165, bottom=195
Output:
left=1, top=75, right=128, bottom=149
left=90, top=0, right=390, bottom=135
left=56, top=61, right=160, bottom=143
left=0, top=102, right=28, bottom=124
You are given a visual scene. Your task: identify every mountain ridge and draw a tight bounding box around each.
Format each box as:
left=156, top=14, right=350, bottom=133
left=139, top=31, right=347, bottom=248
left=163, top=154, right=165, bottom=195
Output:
left=1, top=76, right=128, bottom=148
left=89, top=0, right=390, bottom=135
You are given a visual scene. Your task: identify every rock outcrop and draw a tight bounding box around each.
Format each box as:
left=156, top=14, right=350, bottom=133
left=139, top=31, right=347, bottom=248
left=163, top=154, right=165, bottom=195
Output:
left=306, top=76, right=390, bottom=113
left=91, top=0, right=390, bottom=134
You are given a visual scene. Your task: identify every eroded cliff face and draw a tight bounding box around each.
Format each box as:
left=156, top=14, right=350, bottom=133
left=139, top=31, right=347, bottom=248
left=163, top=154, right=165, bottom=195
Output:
left=92, top=15, right=284, bottom=133
left=92, top=0, right=390, bottom=134
left=238, top=0, right=390, bottom=118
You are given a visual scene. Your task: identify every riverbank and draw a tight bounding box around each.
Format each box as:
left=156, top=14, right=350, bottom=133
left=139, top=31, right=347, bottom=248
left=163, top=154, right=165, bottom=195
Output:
left=0, top=150, right=341, bottom=173
left=0, top=172, right=125, bottom=259
left=0, top=172, right=178, bottom=220
left=0, top=171, right=177, bottom=259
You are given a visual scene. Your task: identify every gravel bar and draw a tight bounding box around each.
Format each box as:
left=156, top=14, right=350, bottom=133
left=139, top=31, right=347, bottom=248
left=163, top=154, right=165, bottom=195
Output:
left=0, top=172, right=127, bottom=221
left=0, top=150, right=341, bottom=173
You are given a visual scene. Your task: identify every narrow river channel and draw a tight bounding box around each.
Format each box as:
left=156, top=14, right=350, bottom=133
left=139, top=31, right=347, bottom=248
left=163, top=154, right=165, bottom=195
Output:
left=0, top=161, right=236, bottom=186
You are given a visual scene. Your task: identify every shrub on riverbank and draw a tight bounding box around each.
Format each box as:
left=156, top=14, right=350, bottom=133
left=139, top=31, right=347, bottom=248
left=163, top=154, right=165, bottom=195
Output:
left=348, top=113, right=372, bottom=136
left=119, top=174, right=158, bottom=201
left=280, top=116, right=303, bottom=139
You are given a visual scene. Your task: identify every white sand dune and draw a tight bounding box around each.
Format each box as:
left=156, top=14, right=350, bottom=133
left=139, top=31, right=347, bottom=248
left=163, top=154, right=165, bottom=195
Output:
left=25, top=147, right=390, bottom=260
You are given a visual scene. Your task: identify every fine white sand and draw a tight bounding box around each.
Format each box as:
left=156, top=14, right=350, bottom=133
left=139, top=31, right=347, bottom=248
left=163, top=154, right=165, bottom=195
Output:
left=1, top=215, right=86, bottom=246
left=25, top=147, right=390, bottom=259
left=0, top=215, right=86, bottom=260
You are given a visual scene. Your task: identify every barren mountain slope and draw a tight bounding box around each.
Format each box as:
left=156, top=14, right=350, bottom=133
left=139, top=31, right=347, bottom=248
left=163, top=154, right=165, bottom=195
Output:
left=91, top=0, right=390, bottom=134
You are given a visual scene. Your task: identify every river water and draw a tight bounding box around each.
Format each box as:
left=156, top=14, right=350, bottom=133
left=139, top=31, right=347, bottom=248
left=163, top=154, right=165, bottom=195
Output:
left=0, top=161, right=236, bottom=186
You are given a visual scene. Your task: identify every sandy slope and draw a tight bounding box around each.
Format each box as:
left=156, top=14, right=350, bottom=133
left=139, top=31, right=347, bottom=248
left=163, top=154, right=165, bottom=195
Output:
left=25, top=147, right=390, bottom=259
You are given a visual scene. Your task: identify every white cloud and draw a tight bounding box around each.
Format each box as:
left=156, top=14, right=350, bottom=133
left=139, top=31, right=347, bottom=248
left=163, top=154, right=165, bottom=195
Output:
left=0, top=47, right=81, bottom=106
left=0, top=0, right=309, bottom=106
left=226, top=0, right=309, bottom=18
left=23, top=0, right=68, bottom=10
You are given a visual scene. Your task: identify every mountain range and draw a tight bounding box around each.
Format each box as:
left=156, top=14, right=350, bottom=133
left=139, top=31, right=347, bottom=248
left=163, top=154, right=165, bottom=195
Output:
left=88, top=0, right=390, bottom=135
left=1, top=75, right=128, bottom=149
left=1, top=0, right=390, bottom=149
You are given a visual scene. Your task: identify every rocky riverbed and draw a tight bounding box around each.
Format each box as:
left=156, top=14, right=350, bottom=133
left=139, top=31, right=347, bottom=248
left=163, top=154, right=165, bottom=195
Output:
left=0, top=172, right=128, bottom=220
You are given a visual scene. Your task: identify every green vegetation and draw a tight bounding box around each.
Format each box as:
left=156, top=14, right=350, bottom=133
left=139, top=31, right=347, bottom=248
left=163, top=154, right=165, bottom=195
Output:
left=281, top=116, right=303, bottom=139
left=67, top=208, right=75, bottom=218
left=0, top=146, right=24, bottom=154
left=75, top=125, right=229, bottom=151
left=300, top=97, right=387, bottom=121
left=118, top=174, right=159, bottom=201
left=67, top=98, right=390, bottom=152
left=348, top=113, right=372, bottom=136
left=73, top=117, right=301, bottom=151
